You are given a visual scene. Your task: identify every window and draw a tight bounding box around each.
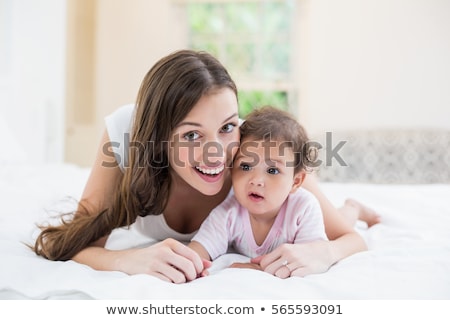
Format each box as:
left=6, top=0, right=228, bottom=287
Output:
left=182, top=0, right=296, bottom=117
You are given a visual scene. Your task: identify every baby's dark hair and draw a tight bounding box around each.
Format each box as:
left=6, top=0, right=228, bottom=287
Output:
left=239, top=106, right=310, bottom=173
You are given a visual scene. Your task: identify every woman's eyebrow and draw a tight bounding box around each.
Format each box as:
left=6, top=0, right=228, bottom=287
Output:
left=176, top=121, right=202, bottom=127
left=222, top=113, right=239, bottom=124
left=177, top=113, right=238, bottom=128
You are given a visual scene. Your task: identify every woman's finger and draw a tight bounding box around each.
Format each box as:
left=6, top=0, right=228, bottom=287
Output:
left=167, top=239, right=204, bottom=275
left=165, top=254, right=198, bottom=282
left=146, top=258, right=188, bottom=284
left=254, top=252, right=280, bottom=271
left=146, top=239, right=204, bottom=282
left=202, top=259, right=212, bottom=268
left=274, top=265, right=291, bottom=279
left=148, top=271, right=171, bottom=283
left=290, top=266, right=311, bottom=278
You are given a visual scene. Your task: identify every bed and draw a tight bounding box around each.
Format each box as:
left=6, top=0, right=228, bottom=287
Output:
left=1, top=129, right=450, bottom=300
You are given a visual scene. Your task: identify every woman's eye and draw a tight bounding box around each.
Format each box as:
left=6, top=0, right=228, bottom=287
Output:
left=221, top=123, right=236, bottom=133
left=183, top=131, right=200, bottom=141
left=267, top=167, right=279, bottom=175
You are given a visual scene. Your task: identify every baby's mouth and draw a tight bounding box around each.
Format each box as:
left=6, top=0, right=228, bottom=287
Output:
left=249, top=192, right=264, bottom=200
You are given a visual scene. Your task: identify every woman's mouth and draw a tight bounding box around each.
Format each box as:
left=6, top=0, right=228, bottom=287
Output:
left=194, top=164, right=226, bottom=182
left=195, top=164, right=225, bottom=175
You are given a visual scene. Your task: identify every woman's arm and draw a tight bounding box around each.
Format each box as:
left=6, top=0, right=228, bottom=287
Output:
left=302, top=172, right=367, bottom=253
left=69, top=129, right=124, bottom=268
left=76, top=130, right=123, bottom=222
left=74, top=239, right=206, bottom=283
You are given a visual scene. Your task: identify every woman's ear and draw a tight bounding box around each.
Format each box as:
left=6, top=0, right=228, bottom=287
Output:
left=290, top=171, right=306, bottom=193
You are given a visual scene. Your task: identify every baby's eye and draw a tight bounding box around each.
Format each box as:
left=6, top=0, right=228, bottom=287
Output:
left=240, top=163, right=251, bottom=171
left=220, top=123, right=236, bottom=133
left=183, top=131, right=200, bottom=141
left=267, top=167, right=280, bottom=175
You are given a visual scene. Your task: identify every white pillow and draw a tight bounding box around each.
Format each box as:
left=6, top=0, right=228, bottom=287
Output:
left=0, top=114, right=26, bottom=165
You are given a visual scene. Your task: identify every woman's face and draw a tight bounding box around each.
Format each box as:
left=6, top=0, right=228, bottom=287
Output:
left=169, top=88, right=240, bottom=195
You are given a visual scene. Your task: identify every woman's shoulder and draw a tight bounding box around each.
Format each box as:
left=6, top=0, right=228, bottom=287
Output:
left=104, top=104, right=136, bottom=171
left=105, top=104, right=135, bottom=130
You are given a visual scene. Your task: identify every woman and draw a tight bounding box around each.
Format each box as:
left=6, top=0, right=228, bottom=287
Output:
left=34, top=50, right=372, bottom=283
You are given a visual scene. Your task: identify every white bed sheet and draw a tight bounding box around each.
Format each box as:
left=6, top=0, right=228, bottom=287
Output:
left=1, top=163, right=449, bottom=299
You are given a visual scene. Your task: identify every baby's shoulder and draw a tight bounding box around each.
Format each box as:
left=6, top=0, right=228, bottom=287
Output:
left=288, top=187, right=318, bottom=204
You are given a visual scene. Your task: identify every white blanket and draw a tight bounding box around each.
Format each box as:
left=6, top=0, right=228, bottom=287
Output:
left=1, top=164, right=449, bottom=299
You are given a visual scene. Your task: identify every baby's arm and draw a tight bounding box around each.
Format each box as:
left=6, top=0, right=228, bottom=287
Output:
left=229, top=261, right=262, bottom=270
left=188, top=241, right=211, bottom=261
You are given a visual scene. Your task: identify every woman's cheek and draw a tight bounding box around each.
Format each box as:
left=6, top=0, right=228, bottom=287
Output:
left=225, top=136, right=241, bottom=164
left=170, top=144, right=200, bottom=168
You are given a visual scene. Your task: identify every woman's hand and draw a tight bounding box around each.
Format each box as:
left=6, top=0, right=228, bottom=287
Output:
left=250, top=241, right=334, bottom=278
left=114, top=238, right=210, bottom=283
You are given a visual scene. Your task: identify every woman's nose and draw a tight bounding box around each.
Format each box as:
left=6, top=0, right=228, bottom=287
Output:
left=202, top=140, right=226, bottom=167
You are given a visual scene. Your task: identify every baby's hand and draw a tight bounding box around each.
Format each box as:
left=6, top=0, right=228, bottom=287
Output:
left=229, top=262, right=262, bottom=271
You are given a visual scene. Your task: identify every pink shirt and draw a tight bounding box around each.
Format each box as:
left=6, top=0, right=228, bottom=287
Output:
left=191, top=188, right=327, bottom=260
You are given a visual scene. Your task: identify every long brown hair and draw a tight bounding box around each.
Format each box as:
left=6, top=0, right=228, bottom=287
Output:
left=34, top=50, right=237, bottom=260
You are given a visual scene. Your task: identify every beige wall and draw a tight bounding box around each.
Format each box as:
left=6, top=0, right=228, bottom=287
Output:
left=65, top=0, right=97, bottom=165
left=65, top=0, right=186, bottom=166
left=297, top=0, right=450, bottom=136
left=65, top=0, right=450, bottom=166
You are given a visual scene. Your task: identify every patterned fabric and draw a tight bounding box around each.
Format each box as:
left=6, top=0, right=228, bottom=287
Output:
left=312, top=130, right=450, bottom=184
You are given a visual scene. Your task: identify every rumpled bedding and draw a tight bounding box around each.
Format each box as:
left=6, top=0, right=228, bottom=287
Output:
left=1, top=164, right=449, bottom=299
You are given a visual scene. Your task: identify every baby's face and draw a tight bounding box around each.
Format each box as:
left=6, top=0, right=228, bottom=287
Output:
left=232, top=137, right=300, bottom=218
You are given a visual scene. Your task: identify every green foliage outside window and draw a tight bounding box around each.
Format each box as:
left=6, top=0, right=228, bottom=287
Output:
left=186, top=1, right=293, bottom=117
left=238, top=91, right=288, bottom=118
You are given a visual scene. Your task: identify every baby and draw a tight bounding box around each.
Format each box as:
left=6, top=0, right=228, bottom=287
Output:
left=189, top=106, right=327, bottom=277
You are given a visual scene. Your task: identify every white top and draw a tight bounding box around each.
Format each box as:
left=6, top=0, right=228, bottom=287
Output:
left=132, top=214, right=197, bottom=243
left=191, top=188, right=327, bottom=259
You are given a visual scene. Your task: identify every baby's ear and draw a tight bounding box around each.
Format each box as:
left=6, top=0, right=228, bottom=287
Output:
left=290, top=171, right=306, bottom=193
